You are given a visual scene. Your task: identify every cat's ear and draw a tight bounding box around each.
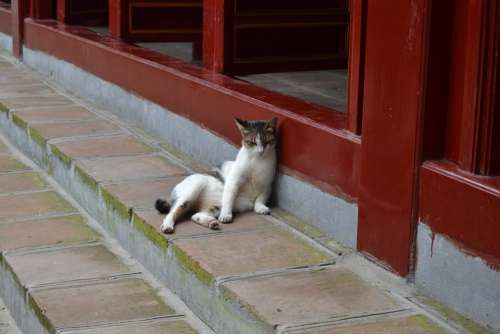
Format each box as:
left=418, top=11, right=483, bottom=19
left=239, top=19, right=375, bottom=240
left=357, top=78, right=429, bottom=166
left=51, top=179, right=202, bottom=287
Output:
left=235, top=118, right=249, bottom=134
left=266, top=117, right=278, bottom=133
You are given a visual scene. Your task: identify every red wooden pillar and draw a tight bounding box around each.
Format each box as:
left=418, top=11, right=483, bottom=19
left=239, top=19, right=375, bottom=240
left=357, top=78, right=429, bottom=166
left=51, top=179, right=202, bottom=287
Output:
left=202, top=0, right=230, bottom=72
left=11, top=0, right=29, bottom=58
left=109, top=0, right=127, bottom=39
left=357, top=0, right=430, bottom=275
left=346, top=0, right=366, bottom=135
left=56, top=0, right=67, bottom=23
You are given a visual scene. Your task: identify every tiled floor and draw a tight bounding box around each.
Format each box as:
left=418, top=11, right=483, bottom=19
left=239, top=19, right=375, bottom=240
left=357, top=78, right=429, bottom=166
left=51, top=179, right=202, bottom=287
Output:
left=239, top=69, right=348, bottom=112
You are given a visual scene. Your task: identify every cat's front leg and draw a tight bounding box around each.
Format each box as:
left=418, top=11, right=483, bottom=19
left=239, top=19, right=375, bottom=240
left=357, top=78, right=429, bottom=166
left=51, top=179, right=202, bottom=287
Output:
left=254, top=188, right=271, bottom=215
left=219, top=173, right=243, bottom=223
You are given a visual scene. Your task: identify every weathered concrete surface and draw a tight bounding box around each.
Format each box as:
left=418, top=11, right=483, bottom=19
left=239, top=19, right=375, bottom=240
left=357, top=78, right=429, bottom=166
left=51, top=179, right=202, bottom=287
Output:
left=54, top=135, right=156, bottom=159
left=415, top=223, right=500, bottom=333
left=0, top=191, right=75, bottom=221
left=14, top=105, right=97, bottom=123
left=32, top=120, right=120, bottom=140
left=77, top=154, right=187, bottom=183
left=6, top=244, right=131, bottom=286
left=0, top=215, right=98, bottom=251
left=0, top=155, right=29, bottom=172
left=67, top=319, right=198, bottom=334
left=222, top=266, right=403, bottom=327
left=0, top=297, right=22, bottom=334
left=30, top=278, right=174, bottom=329
left=0, top=171, right=48, bottom=193
left=297, top=315, right=452, bottom=334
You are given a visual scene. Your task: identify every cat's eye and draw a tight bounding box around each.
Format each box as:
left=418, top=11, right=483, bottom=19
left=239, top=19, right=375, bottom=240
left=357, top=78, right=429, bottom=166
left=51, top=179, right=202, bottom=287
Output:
left=245, top=140, right=256, bottom=146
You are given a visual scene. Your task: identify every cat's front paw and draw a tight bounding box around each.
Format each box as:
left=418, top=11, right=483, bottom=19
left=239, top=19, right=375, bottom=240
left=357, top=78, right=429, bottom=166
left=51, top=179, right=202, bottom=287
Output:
left=218, top=212, right=233, bottom=223
left=161, top=222, right=174, bottom=234
left=254, top=203, right=270, bottom=215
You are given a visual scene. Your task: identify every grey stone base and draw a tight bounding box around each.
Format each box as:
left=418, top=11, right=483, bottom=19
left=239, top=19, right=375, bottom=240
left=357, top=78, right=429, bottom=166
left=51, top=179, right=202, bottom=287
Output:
left=415, top=223, right=500, bottom=332
left=21, top=47, right=358, bottom=248
left=0, top=32, right=12, bottom=55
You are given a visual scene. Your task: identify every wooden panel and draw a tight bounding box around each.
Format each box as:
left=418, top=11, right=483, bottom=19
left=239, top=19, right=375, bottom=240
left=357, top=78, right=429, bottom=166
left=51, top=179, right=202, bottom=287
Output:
left=58, top=0, right=107, bottom=25
left=12, top=0, right=29, bottom=58
left=0, top=3, right=11, bottom=35
left=420, top=160, right=500, bottom=267
left=232, top=2, right=348, bottom=74
left=357, top=0, right=429, bottom=276
left=30, top=0, right=55, bottom=19
left=109, top=0, right=202, bottom=43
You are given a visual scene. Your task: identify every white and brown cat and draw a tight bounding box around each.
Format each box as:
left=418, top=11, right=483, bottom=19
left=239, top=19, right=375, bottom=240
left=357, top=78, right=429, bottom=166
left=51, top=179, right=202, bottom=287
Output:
left=155, top=118, right=278, bottom=233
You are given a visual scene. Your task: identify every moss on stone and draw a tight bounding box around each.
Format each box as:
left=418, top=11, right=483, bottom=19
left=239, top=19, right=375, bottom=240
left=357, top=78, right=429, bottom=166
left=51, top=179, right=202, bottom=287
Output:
left=29, top=126, right=48, bottom=146
left=416, top=295, right=492, bottom=333
left=28, top=294, right=55, bottom=333
left=172, top=244, right=214, bottom=286
left=409, top=315, right=449, bottom=334
left=132, top=212, right=169, bottom=250
left=101, top=188, right=130, bottom=221
left=272, top=208, right=325, bottom=239
left=50, top=144, right=72, bottom=167
left=11, top=113, right=28, bottom=130
left=74, top=165, right=99, bottom=193
left=0, top=102, right=8, bottom=113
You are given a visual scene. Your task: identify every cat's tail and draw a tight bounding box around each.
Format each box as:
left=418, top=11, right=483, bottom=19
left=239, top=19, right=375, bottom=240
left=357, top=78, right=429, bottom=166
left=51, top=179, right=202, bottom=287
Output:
left=155, top=199, right=171, bottom=214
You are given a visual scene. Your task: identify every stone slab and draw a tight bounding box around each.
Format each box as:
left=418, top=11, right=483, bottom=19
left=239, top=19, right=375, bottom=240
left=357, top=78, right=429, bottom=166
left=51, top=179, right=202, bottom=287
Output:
left=0, top=95, right=74, bottom=110
left=7, top=244, right=130, bottom=286
left=67, top=319, right=197, bottom=334
left=103, top=177, right=185, bottom=211
left=0, top=156, right=29, bottom=173
left=0, top=215, right=99, bottom=251
left=134, top=210, right=277, bottom=242
left=14, top=105, right=98, bottom=123
left=302, top=315, right=451, bottom=334
left=0, top=84, right=56, bottom=98
left=55, top=135, right=155, bottom=159
left=0, top=142, right=7, bottom=153
left=77, top=155, right=187, bottom=183
left=31, top=120, right=120, bottom=140
left=0, top=74, right=42, bottom=86
left=174, top=228, right=331, bottom=277
left=223, top=267, right=404, bottom=327
left=0, top=172, right=48, bottom=193
left=31, top=278, right=175, bottom=329
left=0, top=191, right=74, bottom=221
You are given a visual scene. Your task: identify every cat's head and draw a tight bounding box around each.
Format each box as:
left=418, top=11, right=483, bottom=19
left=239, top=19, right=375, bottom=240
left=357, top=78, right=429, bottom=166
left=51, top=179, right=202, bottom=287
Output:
left=235, top=118, right=278, bottom=154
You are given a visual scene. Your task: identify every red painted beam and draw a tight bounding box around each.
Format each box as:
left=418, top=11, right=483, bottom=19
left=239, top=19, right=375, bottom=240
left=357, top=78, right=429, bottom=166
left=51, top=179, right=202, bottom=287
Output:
left=202, top=0, right=228, bottom=72
left=0, top=4, right=11, bottom=36
left=357, top=0, right=430, bottom=276
left=420, top=160, right=500, bottom=268
left=11, top=0, right=29, bottom=58
left=30, top=0, right=54, bottom=19
left=23, top=20, right=361, bottom=201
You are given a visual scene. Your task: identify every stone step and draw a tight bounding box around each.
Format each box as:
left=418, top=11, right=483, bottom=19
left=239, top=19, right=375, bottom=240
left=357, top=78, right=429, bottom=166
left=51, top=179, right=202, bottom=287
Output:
left=0, top=134, right=208, bottom=333
left=0, top=55, right=475, bottom=333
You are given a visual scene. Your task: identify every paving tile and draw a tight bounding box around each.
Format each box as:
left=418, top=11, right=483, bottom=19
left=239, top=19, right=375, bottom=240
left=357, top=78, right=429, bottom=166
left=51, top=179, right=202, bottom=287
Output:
left=7, top=245, right=130, bottom=286
left=0, top=142, right=7, bottom=153
left=69, top=319, right=198, bottom=334
left=30, top=120, right=120, bottom=140
left=54, top=135, right=156, bottom=160
left=14, top=105, right=98, bottom=123
left=0, top=84, right=56, bottom=98
left=0, top=172, right=49, bottom=193
left=134, top=210, right=277, bottom=243
left=0, top=215, right=99, bottom=251
left=0, top=74, right=38, bottom=86
left=31, top=278, right=175, bottom=328
left=174, top=227, right=330, bottom=278
left=0, top=95, right=74, bottom=110
left=0, top=156, right=29, bottom=173
left=222, top=267, right=403, bottom=327
left=0, top=191, right=74, bottom=221
left=77, top=154, right=187, bottom=183
left=103, top=177, right=185, bottom=211
left=301, top=315, right=451, bottom=334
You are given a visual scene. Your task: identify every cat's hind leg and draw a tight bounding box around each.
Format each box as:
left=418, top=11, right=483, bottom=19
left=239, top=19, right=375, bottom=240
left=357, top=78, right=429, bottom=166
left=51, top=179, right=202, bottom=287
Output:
left=191, top=212, right=220, bottom=230
left=160, top=175, right=205, bottom=233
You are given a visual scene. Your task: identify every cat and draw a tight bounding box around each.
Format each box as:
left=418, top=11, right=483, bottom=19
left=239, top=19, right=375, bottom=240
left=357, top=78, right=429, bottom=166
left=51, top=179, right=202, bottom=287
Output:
left=155, top=117, right=278, bottom=233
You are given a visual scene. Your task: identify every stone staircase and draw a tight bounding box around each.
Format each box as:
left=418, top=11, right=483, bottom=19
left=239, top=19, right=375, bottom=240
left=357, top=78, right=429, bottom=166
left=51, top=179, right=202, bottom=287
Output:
left=0, top=53, right=490, bottom=333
